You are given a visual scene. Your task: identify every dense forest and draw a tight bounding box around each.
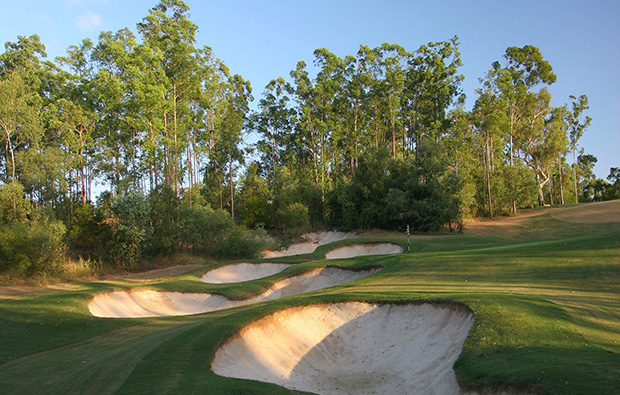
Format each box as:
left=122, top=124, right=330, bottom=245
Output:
left=1, top=0, right=618, bottom=279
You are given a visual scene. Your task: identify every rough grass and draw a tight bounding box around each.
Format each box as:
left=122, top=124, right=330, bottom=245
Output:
left=0, top=201, right=618, bottom=394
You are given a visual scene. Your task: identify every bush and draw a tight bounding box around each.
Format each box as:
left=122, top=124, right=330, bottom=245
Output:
left=102, top=193, right=151, bottom=270
left=147, top=186, right=180, bottom=256
left=68, top=204, right=102, bottom=257
left=211, top=226, right=268, bottom=259
left=0, top=181, right=30, bottom=225
left=278, top=202, right=310, bottom=237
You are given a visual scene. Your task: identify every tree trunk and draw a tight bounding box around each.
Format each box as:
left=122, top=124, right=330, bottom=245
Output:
left=229, top=154, right=234, bottom=224
left=573, top=148, right=579, bottom=203
left=485, top=132, right=493, bottom=218
left=173, top=86, right=179, bottom=196
left=537, top=172, right=549, bottom=207
left=559, top=158, right=565, bottom=205
left=509, top=105, right=517, bottom=215
left=4, top=128, right=15, bottom=181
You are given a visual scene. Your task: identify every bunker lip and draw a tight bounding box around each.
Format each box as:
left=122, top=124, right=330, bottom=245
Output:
left=201, top=262, right=295, bottom=284
left=325, top=242, right=404, bottom=259
left=88, top=266, right=380, bottom=318
left=263, top=230, right=358, bottom=258
left=212, top=301, right=474, bottom=395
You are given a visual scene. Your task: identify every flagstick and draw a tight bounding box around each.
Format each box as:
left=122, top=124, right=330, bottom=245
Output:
left=407, top=225, right=410, bottom=252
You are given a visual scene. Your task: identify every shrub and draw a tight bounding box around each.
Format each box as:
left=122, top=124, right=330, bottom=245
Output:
left=102, top=193, right=151, bottom=270
left=278, top=202, right=310, bottom=237
left=211, top=226, right=268, bottom=259
left=0, top=181, right=30, bottom=225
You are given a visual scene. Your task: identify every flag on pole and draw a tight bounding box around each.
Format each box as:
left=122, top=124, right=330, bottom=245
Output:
left=406, top=225, right=410, bottom=252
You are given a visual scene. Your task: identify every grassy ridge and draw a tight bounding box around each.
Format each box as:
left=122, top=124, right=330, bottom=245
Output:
left=0, top=203, right=619, bottom=394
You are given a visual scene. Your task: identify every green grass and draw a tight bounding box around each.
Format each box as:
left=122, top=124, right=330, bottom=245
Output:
left=0, top=203, right=619, bottom=394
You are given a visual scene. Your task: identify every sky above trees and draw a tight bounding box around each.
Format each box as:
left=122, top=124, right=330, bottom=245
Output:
left=1, top=0, right=618, bottom=177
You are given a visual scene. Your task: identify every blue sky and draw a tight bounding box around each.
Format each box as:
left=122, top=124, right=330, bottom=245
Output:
left=2, top=0, right=618, bottom=178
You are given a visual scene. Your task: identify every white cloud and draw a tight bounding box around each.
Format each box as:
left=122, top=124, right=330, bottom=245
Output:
left=36, top=14, right=54, bottom=26
left=76, top=10, right=103, bottom=32
left=66, top=0, right=109, bottom=5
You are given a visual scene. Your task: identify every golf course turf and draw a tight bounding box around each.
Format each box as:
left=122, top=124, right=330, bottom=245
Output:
left=0, top=201, right=619, bottom=394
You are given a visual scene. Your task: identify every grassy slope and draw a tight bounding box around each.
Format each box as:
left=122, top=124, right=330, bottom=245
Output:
left=0, top=201, right=619, bottom=394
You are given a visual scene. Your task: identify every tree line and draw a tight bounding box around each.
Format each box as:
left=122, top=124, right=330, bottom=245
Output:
left=1, top=0, right=618, bottom=278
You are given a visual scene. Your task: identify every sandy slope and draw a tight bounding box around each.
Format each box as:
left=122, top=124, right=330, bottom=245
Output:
left=263, top=231, right=357, bottom=258
left=212, top=302, right=474, bottom=395
left=88, top=267, right=378, bottom=318
left=325, top=242, right=403, bottom=259
left=201, top=263, right=295, bottom=284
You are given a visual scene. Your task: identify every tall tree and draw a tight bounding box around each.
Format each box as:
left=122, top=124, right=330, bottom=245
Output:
left=566, top=94, right=591, bottom=203
left=0, top=35, right=46, bottom=183
left=487, top=45, right=556, bottom=213
left=520, top=89, right=568, bottom=206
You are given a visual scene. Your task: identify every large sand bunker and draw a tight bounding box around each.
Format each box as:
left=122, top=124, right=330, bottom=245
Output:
left=325, top=242, right=403, bottom=259
left=212, top=302, right=474, bottom=395
left=89, top=267, right=378, bottom=318
left=201, top=263, right=294, bottom=284
left=263, top=231, right=357, bottom=258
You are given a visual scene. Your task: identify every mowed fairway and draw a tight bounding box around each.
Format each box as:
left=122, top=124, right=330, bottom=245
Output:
left=0, top=201, right=619, bottom=394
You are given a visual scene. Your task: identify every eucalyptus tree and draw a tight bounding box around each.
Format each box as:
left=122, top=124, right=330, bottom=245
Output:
left=519, top=89, right=568, bottom=206
left=137, top=0, right=200, bottom=194
left=55, top=39, right=99, bottom=205
left=290, top=60, right=320, bottom=188
left=342, top=53, right=369, bottom=172
left=566, top=94, right=591, bottom=203
left=356, top=45, right=386, bottom=149
left=312, top=48, right=345, bottom=191
left=486, top=45, right=556, bottom=213
left=0, top=35, right=46, bottom=183
left=403, top=36, right=463, bottom=155
left=378, top=43, right=408, bottom=158
left=91, top=28, right=142, bottom=194
left=472, top=88, right=508, bottom=217
left=216, top=74, right=252, bottom=223
left=252, top=77, right=297, bottom=176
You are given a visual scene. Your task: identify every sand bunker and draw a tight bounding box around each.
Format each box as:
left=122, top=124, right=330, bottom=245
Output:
left=89, top=267, right=378, bottom=318
left=212, top=302, right=473, bottom=395
left=201, top=263, right=295, bottom=284
left=325, top=242, right=403, bottom=259
left=263, top=231, right=357, bottom=258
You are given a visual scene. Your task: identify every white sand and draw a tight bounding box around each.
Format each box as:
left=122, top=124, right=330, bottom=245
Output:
left=325, top=242, right=403, bottom=259
left=263, top=231, right=357, bottom=258
left=201, top=263, right=295, bottom=284
left=212, top=302, right=474, bottom=395
left=89, top=267, right=378, bottom=318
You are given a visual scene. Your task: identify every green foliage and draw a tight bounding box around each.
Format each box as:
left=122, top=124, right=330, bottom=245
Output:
left=211, top=226, right=268, bottom=259
left=327, top=144, right=462, bottom=231
left=0, top=212, right=65, bottom=277
left=0, top=223, right=31, bottom=276
left=147, top=186, right=180, bottom=255
left=103, top=193, right=151, bottom=269
left=603, top=167, right=620, bottom=201
left=68, top=204, right=101, bottom=255
left=0, top=181, right=30, bottom=224
left=278, top=202, right=310, bottom=236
